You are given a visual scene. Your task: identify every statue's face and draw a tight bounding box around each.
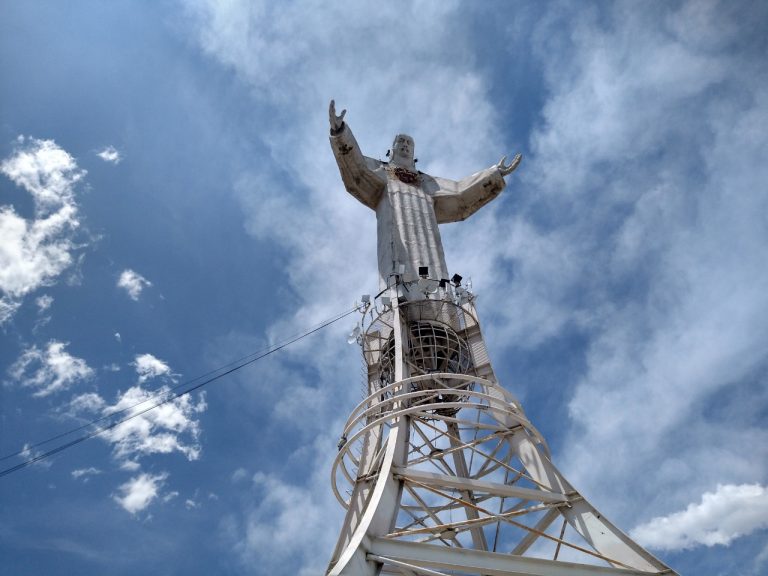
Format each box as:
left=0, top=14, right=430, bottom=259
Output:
left=391, top=134, right=414, bottom=165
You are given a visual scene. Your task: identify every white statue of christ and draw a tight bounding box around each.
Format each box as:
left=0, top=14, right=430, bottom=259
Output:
left=329, top=100, right=521, bottom=297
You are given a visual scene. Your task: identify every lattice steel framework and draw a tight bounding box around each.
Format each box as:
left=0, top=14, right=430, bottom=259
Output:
left=327, top=296, right=678, bottom=576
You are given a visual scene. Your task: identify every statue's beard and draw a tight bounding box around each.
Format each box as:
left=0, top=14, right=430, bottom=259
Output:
left=390, top=153, right=415, bottom=170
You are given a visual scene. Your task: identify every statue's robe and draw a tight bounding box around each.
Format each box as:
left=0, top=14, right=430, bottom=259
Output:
left=330, top=123, right=506, bottom=297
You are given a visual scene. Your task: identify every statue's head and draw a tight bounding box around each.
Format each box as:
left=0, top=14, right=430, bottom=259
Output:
left=390, top=134, right=415, bottom=169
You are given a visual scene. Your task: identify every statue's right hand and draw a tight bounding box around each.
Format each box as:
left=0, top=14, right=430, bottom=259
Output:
left=329, top=99, right=346, bottom=133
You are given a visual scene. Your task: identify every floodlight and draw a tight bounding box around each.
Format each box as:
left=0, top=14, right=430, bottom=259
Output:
left=380, top=296, right=391, bottom=307
left=451, top=273, right=463, bottom=286
left=419, top=266, right=429, bottom=278
left=361, top=294, right=370, bottom=304
left=439, top=279, right=449, bottom=288
left=346, top=325, right=362, bottom=345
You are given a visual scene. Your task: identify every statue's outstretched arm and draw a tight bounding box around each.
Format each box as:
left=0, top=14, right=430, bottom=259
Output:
left=432, top=153, right=521, bottom=223
left=328, top=100, right=385, bottom=210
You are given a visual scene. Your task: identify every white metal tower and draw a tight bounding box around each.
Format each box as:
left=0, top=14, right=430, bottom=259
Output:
left=326, top=101, right=678, bottom=576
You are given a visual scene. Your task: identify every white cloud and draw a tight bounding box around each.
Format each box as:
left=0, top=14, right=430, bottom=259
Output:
left=71, top=467, right=101, bottom=480
left=0, top=297, right=21, bottom=325
left=9, top=340, right=94, bottom=397
left=69, top=392, right=106, bottom=413
left=114, top=332, right=121, bottom=342
left=1, top=136, right=85, bottom=214
left=230, top=442, right=344, bottom=576
left=120, top=460, right=141, bottom=472
left=163, top=490, right=180, bottom=503
left=0, top=137, right=86, bottom=322
left=19, top=443, right=52, bottom=469
left=133, top=353, right=174, bottom=383
left=117, top=269, right=152, bottom=300
left=71, top=384, right=206, bottom=464
left=104, top=386, right=206, bottom=462
left=631, top=484, right=768, bottom=550
left=96, top=145, right=122, bottom=164
left=514, top=2, right=768, bottom=531
left=114, top=472, right=168, bottom=515
left=35, top=294, right=53, bottom=312
left=231, top=467, right=248, bottom=483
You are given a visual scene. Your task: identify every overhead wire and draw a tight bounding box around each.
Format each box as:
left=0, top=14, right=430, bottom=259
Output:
left=1, top=305, right=361, bottom=464
left=0, top=304, right=362, bottom=479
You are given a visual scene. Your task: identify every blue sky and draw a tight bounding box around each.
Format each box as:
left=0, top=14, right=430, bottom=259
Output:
left=1, top=1, right=767, bottom=574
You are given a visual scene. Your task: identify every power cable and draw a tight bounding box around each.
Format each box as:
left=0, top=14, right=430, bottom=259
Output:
left=0, top=304, right=362, bottom=479
left=1, top=305, right=360, bottom=463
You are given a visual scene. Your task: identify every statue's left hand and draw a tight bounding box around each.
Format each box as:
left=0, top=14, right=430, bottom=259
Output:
left=498, top=153, right=522, bottom=176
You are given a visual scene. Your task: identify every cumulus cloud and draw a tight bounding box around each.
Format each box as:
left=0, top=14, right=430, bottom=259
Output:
left=114, top=472, right=168, bottom=515
left=631, top=484, right=768, bottom=550
left=133, top=353, right=175, bottom=383
left=0, top=137, right=87, bottom=322
left=106, top=386, right=206, bottom=462
left=1, top=136, right=85, bottom=215
left=117, top=269, right=152, bottom=300
left=8, top=340, right=94, bottom=397
left=68, top=391, right=106, bottom=413
left=96, top=145, right=122, bottom=164
left=71, top=384, right=206, bottom=464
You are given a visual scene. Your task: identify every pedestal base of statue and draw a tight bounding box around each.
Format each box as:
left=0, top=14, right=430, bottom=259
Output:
left=326, top=295, right=677, bottom=576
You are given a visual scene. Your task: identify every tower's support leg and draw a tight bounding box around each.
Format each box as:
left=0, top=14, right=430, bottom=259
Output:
left=446, top=421, right=488, bottom=551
